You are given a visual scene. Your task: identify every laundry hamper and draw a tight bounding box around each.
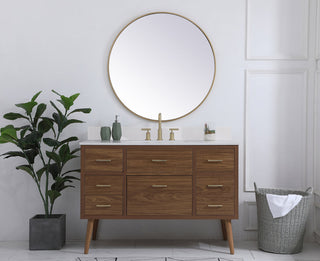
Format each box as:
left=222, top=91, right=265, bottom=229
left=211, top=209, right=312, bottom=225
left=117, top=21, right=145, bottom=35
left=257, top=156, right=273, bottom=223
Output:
left=254, top=183, right=313, bottom=254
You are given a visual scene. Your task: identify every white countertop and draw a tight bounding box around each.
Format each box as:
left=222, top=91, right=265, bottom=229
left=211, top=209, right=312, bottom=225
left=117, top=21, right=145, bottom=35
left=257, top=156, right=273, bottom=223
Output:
left=80, top=140, right=238, bottom=146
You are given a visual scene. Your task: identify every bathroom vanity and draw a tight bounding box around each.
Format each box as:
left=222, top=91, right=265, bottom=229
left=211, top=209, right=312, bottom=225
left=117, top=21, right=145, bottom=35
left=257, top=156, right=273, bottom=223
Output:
left=80, top=141, right=238, bottom=254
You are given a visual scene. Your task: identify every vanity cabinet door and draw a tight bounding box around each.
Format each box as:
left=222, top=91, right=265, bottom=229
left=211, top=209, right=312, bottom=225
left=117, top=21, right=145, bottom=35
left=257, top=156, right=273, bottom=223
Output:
left=195, top=148, right=235, bottom=173
left=82, top=147, right=123, bottom=173
left=127, top=147, right=192, bottom=175
left=126, top=176, right=192, bottom=215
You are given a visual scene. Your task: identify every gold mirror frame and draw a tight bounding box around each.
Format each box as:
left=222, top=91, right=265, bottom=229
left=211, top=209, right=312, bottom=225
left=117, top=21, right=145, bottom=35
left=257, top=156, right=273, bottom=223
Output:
left=108, top=12, right=216, bottom=122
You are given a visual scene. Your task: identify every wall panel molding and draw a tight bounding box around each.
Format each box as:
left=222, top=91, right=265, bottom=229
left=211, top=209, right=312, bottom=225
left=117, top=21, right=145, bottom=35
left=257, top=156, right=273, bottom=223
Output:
left=245, top=70, right=308, bottom=192
left=244, top=201, right=258, bottom=231
left=316, top=0, right=320, bottom=59
left=315, top=72, right=320, bottom=195
left=246, top=0, right=309, bottom=60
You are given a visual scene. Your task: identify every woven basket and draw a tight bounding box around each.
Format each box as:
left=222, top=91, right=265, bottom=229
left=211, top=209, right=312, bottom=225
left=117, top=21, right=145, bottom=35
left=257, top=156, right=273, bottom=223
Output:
left=254, top=183, right=313, bottom=254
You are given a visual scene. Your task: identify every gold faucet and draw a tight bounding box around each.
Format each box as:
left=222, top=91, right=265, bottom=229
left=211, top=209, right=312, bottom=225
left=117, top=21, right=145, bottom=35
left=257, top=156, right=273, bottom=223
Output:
left=157, top=113, right=163, bottom=141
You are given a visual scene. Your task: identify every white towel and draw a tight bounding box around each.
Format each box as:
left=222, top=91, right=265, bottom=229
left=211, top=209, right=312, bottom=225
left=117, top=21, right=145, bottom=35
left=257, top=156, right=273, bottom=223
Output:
left=266, top=193, right=302, bottom=218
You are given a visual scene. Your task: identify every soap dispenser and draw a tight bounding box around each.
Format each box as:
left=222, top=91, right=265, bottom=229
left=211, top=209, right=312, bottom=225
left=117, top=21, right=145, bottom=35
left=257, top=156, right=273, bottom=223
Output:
left=112, top=115, right=122, bottom=141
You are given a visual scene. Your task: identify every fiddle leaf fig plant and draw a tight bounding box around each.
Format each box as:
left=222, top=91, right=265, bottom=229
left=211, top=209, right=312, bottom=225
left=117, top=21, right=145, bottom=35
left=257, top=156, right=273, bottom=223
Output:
left=0, top=90, right=91, bottom=217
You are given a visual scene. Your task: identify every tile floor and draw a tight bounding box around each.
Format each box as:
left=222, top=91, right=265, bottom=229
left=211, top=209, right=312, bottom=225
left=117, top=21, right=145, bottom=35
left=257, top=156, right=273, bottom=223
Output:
left=0, top=240, right=319, bottom=261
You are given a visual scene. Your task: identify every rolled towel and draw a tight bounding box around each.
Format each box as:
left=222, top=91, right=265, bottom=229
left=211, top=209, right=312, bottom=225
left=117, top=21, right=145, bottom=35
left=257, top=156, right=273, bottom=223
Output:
left=266, top=193, right=302, bottom=218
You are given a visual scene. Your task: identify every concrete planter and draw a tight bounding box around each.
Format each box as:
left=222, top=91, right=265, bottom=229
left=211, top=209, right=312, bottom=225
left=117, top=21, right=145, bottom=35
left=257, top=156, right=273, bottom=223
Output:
left=29, top=214, right=66, bottom=250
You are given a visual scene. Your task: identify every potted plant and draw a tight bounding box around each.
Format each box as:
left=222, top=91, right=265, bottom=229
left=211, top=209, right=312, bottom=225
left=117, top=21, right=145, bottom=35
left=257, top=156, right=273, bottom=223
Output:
left=0, top=90, right=91, bottom=250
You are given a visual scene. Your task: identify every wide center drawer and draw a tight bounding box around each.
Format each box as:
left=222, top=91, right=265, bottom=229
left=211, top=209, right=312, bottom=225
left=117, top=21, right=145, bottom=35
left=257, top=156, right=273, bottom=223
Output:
left=84, top=175, right=123, bottom=195
left=127, top=148, right=192, bottom=174
left=82, top=147, right=123, bottom=173
left=195, top=148, right=235, bottom=173
left=127, top=176, right=192, bottom=215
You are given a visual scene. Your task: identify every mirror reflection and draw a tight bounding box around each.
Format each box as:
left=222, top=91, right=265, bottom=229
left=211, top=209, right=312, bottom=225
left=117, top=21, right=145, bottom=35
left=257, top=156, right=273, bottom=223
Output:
left=108, top=12, right=216, bottom=121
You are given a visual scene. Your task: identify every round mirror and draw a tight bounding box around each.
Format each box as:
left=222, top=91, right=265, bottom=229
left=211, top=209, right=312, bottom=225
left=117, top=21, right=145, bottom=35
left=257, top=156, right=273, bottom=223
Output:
left=108, top=12, right=216, bottom=121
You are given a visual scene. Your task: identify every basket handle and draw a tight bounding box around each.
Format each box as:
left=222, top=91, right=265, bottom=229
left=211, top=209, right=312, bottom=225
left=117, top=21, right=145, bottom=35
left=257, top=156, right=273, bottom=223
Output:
left=305, top=187, right=313, bottom=194
left=254, top=182, right=258, bottom=192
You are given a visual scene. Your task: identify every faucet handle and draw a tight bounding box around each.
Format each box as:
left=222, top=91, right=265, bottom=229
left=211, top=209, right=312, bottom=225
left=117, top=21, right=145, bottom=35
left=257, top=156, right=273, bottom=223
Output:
left=169, top=128, right=179, bottom=141
left=141, top=128, right=151, bottom=141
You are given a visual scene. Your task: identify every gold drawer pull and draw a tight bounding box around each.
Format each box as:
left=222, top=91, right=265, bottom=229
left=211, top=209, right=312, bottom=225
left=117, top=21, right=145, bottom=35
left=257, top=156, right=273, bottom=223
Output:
left=96, top=184, right=111, bottom=188
left=207, top=185, right=224, bottom=188
left=152, top=184, right=168, bottom=188
left=207, top=159, right=223, bottom=162
left=208, top=204, right=223, bottom=208
left=151, top=159, right=168, bottom=162
left=96, top=204, right=111, bottom=208
left=95, top=159, right=112, bottom=162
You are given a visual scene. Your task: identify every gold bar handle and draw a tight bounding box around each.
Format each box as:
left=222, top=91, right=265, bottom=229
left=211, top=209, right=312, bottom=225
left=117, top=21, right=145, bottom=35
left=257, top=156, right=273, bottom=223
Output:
left=96, top=184, right=111, bottom=188
left=152, top=184, right=168, bottom=188
left=96, top=204, right=111, bottom=208
left=207, top=185, right=224, bottom=188
left=151, top=159, right=168, bottom=162
left=207, top=159, right=223, bottom=162
left=208, top=204, right=223, bottom=208
left=95, top=159, right=112, bottom=162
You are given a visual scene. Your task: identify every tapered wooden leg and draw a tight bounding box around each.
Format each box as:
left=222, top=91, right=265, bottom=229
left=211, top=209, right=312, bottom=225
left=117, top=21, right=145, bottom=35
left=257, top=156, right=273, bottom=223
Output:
left=224, top=219, right=234, bottom=255
left=92, top=219, right=99, bottom=240
left=220, top=220, right=227, bottom=241
left=84, top=219, right=94, bottom=254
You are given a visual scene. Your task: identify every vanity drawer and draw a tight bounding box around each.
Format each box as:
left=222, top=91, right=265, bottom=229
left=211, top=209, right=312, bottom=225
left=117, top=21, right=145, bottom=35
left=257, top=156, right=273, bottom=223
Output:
left=84, top=175, right=123, bottom=195
left=196, top=198, right=234, bottom=216
left=127, top=147, right=192, bottom=174
left=84, top=195, right=122, bottom=216
left=196, top=176, right=234, bottom=198
left=127, top=176, right=192, bottom=215
left=195, top=148, right=234, bottom=172
left=82, top=147, right=123, bottom=173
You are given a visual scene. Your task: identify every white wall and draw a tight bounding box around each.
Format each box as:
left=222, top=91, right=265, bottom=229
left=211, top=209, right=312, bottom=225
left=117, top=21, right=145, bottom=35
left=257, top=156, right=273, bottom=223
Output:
left=0, top=0, right=318, bottom=242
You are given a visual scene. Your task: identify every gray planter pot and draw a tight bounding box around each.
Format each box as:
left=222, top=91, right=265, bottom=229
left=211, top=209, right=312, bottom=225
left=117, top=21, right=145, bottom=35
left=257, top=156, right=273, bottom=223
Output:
left=29, top=214, right=66, bottom=250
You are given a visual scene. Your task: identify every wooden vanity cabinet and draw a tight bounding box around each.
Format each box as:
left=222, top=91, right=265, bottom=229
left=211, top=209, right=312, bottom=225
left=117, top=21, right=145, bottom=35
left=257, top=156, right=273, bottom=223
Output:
left=81, top=144, right=238, bottom=255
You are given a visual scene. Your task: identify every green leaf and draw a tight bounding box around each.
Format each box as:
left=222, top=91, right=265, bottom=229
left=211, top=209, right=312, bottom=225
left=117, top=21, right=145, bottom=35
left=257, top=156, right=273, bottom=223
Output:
left=31, top=91, right=42, bottom=102
left=69, top=93, right=80, bottom=103
left=50, top=101, right=63, bottom=117
left=0, top=136, right=10, bottom=144
left=46, top=151, right=60, bottom=163
left=24, top=149, right=38, bottom=164
left=47, top=190, right=61, bottom=205
left=15, top=101, right=37, bottom=115
left=61, top=119, right=83, bottom=130
left=43, top=138, right=59, bottom=147
left=20, top=126, right=31, bottom=139
left=70, top=147, right=80, bottom=155
left=36, top=167, right=46, bottom=181
left=62, top=169, right=80, bottom=176
left=38, top=118, right=53, bottom=134
left=60, top=136, right=78, bottom=146
left=16, top=165, right=34, bottom=178
left=18, top=131, right=41, bottom=150
left=1, top=151, right=25, bottom=159
left=34, top=103, right=46, bottom=125
left=52, top=112, right=67, bottom=131
left=59, top=144, right=70, bottom=163
left=67, top=108, right=91, bottom=116
left=0, top=125, right=17, bottom=142
left=48, top=163, right=61, bottom=179
left=52, top=90, right=80, bottom=111
left=3, top=112, right=29, bottom=120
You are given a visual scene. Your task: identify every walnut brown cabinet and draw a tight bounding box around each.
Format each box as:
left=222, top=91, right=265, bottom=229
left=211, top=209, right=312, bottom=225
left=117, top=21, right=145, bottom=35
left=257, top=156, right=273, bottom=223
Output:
left=80, top=143, right=238, bottom=254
